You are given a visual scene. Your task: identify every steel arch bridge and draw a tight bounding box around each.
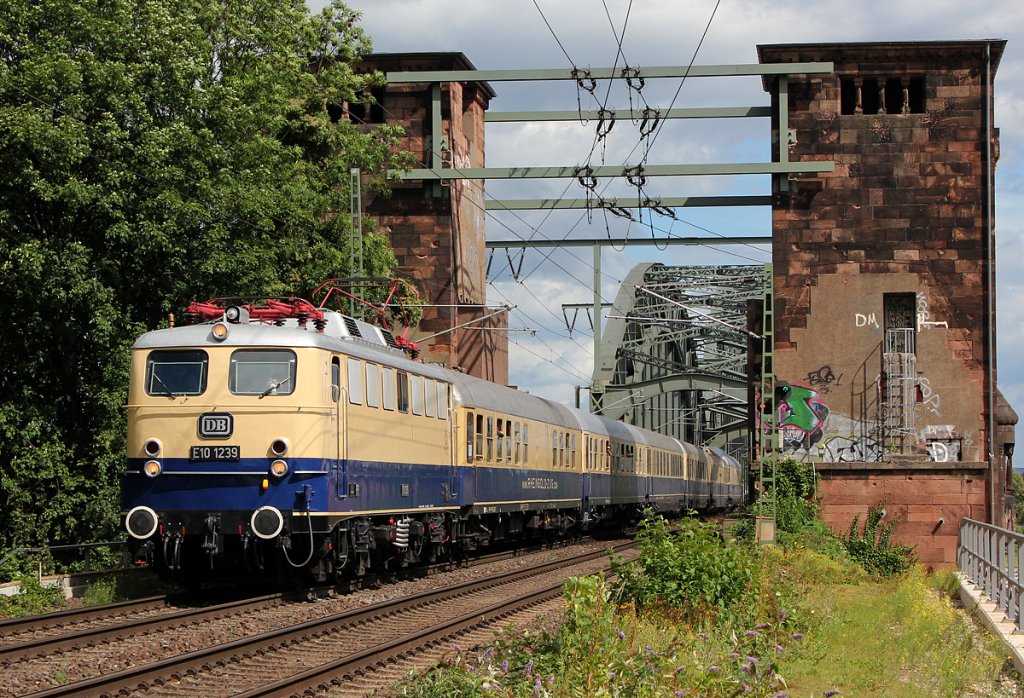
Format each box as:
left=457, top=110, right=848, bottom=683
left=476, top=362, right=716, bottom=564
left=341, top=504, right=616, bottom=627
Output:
left=592, top=263, right=766, bottom=461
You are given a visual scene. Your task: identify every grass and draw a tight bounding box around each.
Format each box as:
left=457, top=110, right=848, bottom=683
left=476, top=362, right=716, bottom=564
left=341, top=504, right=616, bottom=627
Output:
left=386, top=547, right=1022, bottom=698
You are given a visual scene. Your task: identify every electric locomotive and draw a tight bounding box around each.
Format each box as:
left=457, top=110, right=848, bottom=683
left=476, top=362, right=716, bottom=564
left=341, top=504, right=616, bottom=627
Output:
left=122, top=298, right=747, bottom=586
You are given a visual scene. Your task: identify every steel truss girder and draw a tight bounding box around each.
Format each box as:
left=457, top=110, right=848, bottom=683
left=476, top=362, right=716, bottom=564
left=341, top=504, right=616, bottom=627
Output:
left=597, top=263, right=764, bottom=460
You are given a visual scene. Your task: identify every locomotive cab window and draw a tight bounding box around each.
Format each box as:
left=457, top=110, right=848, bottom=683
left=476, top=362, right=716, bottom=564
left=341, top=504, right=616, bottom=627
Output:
left=397, top=370, right=410, bottom=413
left=410, top=375, right=424, bottom=415
left=229, top=349, right=295, bottom=396
left=437, top=383, right=449, bottom=420
left=382, top=367, right=397, bottom=411
left=347, top=358, right=363, bottom=405
left=146, top=349, right=208, bottom=397
left=365, top=363, right=381, bottom=408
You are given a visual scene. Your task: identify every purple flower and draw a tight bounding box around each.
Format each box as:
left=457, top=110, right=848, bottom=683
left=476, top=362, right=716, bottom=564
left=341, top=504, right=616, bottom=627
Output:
left=774, top=693, right=789, bottom=698
left=697, top=632, right=709, bottom=641
left=524, top=659, right=534, bottom=676
left=709, top=665, right=720, bottom=673
left=501, top=659, right=509, bottom=673
left=729, top=652, right=741, bottom=659
left=746, top=656, right=759, bottom=664
left=482, top=646, right=495, bottom=659
left=742, top=662, right=752, bottom=673
left=774, top=645, right=785, bottom=653
left=534, top=678, right=543, bottom=698
left=756, top=623, right=771, bottom=629
left=779, top=609, right=788, bottom=621
left=824, top=692, right=840, bottom=697
left=481, top=683, right=493, bottom=692
left=745, top=630, right=760, bottom=637
left=617, top=628, right=626, bottom=640
left=467, top=666, right=477, bottom=673
left=791, top=633, right=805, bottom=640
left=450, top=643, right=462, bottom=653
left=676, top=692, right=685, bottom=697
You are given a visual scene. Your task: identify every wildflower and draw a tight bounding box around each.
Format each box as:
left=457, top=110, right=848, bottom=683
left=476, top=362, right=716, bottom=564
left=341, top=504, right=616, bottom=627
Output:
left=742, top=663, right=752, bottom=673
left=779, top=609, right=787, bottom=621
left=745, top=630, right=760, bottom=637
left=547, top=674, right=555, bottom=687
left=450, top=643, right=462, bottom=653
left=746, top=656, right=759, bottom=664
left=616, top=628, right=626, bottom=640
left=709, top=665, right=720, bottom=673
left=534, top=678, right=543, bottom=698
left=501, top=659, right=509, bottom=673
left=608, top=671, right=616, bottom=678
left=755, top=623, right=771, bottom=630
left=482, top=683, right=493, bottom=692
left=696, top=632, right=709, bottom=641
left=676, top=692, right=685, bottom=697
left=524, top=659, right=534, bottom=676
left=482, top=646, right=495, bottom=660
left=467, top=666, right=477, bottom=673
left=823, top=692, right=840, bottom=697
left=774, top=645, right=785, bottom=653
left=774, top=693, right=789, bottom=698
left=729, top=652, right=741, bottom=659
left=791, top=633, right=805, bottom=640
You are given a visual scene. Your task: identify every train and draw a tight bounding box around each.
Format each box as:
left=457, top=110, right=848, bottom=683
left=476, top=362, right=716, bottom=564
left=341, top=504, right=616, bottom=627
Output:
left=121, top=297, right=748, bottom=586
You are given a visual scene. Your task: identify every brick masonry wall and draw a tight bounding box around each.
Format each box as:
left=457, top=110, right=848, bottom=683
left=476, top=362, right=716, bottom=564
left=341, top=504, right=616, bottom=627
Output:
left=816, top=462, right=987, bottom=569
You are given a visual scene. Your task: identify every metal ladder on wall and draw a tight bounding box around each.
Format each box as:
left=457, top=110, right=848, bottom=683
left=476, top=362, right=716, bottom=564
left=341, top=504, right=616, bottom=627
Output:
left=883, top=328, right=916, bottom=453
left=757, top=263, right=778, bottom=545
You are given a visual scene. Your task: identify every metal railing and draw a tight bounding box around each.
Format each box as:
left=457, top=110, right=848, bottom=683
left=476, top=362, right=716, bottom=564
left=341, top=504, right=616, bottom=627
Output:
left=959, top=518, right=1024, bottom=632
left=0, top=541, right=129, bottom=581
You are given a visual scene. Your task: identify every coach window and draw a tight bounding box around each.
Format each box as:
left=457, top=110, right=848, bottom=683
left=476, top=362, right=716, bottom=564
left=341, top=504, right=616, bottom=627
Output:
left=552, top=432, right=558, bottom=467
left=146, top=349, right=209, bottom=397
left=437, top=383, right=449, bottom=420
left=486, top=417, right=494, bottom=461
left=346, top=358, right=363, bottom=405
left=229, top=349, right=296, bottom=396
left=496, top=421, right=505, bottom=462
left=424, top=380, right=436, bottom=418
left=476, top=414, right=484, bottom=460
left=523, top=424, right=529, bottom=464
left=410, top=375, right=424, bottom=415
left=397, top=371, right=410, bottom=413
left=571, top=434, right=577, bottom=468
left=514, top=423, right=521, bottom=463
left=505, top=420, right=513, bottom=462
left=365, top=363, right=381, bottom=408
left=382, top=367, right=396, bottom=411
left=466, top=412, right=475, bottom=460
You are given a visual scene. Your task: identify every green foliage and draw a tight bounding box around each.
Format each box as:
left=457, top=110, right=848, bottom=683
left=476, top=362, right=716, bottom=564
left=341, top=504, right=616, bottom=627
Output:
left=81, top=577, right=116, bottom=607
left=842, top=502, right=916, bottom=576
left=734, top=457, right=824, bottom=545
left=1013, top=471, right=1024, bottom=532
left=0, top=575, right=67, bottom=618
left=611, top=515, right=759, bottom=619
left=0, top=0, right=410, bottom=574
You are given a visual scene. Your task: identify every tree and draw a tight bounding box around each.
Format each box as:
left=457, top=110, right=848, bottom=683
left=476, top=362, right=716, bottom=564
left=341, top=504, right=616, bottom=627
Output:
left=0, top=0, right=409, bottom=568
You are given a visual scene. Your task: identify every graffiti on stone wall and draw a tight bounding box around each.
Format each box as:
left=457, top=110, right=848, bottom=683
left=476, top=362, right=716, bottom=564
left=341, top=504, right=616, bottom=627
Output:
left=855, top=312, right=880, bottom=328
left=775, top=382, right=831, bottom=451
left=917, top=375, right=941, bottom=416
left=804, top=365, right=843, bottom=394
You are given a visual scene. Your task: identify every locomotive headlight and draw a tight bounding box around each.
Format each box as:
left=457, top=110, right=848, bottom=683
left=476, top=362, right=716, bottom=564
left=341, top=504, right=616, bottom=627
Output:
left=269, top=459, right=289, bottom=478
left=143, top=439, right=161, bottom=457
left=270, top=438, right=289, bottom=457
left=224, top=305, right=242, bottom=323
left=125, top=506, right=159, bottom=540
left=143, top=460, right=162, bottom=478
left=211, top=322, right=229, bottom=341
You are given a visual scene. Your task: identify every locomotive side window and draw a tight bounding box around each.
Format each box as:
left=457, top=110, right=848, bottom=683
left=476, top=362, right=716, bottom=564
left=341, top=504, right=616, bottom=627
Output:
left=397, top=371, right=409, bottom=413
left=331, top=357, right=341, bottom=402
left=410, top=375, right=424, bottom=415
left=437, top=383, right=449, bottom=420
left=365, top=363, right=381, bottom=408
left=146, top=349, right=208, bottom=396
left=424, top=380, right=436, bottom=418
left=347, top=358, right=363, bottom=405
left=382, top=367, right=396, bottom=411
left=466, top=411, right=475, bottom=460
left=229, top=349, right=296, bottom=396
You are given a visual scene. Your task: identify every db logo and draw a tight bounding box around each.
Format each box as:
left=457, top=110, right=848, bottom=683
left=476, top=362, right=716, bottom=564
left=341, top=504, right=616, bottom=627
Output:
left=198, top=413, right=233, bottom=438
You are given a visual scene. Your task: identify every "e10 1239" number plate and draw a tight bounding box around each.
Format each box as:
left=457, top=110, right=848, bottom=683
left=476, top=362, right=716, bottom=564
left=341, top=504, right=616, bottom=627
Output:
left=190, top=445, right=240, bottom=461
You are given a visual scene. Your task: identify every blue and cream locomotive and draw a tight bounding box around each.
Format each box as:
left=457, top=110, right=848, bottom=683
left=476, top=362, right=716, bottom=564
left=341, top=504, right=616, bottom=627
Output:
left=122, top=299, right=747, bottom=585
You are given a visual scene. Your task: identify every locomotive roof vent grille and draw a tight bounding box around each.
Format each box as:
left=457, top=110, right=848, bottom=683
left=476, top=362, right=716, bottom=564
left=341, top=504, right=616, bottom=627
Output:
left=343, top=316, right=362, bottom=338
left=381, top=328, right=399, bottom=349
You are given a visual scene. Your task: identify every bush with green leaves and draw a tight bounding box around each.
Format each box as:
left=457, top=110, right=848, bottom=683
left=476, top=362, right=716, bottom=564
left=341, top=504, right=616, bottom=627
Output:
left=611, top=515, right=759, bottom=619
left=0, top=575, right=67, bottom=618
left=842, top=502, right=916, bottom=576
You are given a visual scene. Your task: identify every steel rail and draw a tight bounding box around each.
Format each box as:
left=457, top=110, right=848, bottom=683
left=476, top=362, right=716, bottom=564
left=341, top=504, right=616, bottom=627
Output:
left=25, top=543, right=632, bottom=697
left=0, top=595, right=168, bottom=637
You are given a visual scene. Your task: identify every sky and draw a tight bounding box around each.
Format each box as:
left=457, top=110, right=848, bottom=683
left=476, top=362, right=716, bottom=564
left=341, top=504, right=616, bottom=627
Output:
left=324, top=0, right=1024, bottom=421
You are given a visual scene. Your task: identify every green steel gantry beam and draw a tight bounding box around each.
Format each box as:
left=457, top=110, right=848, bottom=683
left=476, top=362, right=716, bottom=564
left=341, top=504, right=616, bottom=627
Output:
left=485, top=195, right=771, bottom=210
left=386, top=62, right=833, bottom=83
left=402, top=161, right=833, bottom=181
left=486, top=236, right=769, bottom=249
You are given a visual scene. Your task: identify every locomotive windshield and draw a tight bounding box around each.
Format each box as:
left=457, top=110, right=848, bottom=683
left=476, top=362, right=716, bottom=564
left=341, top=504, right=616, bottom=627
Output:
left=229, top=349, right=296, bottom=396
left=145, top=350, right=209, bottom=397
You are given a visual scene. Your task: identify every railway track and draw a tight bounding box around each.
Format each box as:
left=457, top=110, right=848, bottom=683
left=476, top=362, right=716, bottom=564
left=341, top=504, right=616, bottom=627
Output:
left=14, top=540, right=633, bottom=698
